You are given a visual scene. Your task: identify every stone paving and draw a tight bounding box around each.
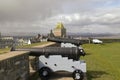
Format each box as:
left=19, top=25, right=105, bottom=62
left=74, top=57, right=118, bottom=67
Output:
left=37, top=72, right=87, bottom=80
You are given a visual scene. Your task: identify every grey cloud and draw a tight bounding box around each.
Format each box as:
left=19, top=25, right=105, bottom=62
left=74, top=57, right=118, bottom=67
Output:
left=0, top=0, right=114, bottom=21
left=0, top=0, right=120, bottom=34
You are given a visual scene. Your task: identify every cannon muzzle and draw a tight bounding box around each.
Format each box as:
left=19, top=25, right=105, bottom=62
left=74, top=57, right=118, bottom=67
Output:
left=11, top=47, right=85, bottom=60
left=48, top=37, right=82, bottom=46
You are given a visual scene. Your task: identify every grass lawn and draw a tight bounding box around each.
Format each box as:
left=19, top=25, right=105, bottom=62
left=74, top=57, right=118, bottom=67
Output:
left=82, top=42, right=120, bottom=80
left=1, top=42, right=120, bottom=80
left=0, top=48, right=11, bottom=54
left=0, top=42, right=49, bottom=54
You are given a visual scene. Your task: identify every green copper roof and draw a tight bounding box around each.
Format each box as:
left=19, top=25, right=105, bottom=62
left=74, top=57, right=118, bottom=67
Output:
left=56, top=22, right=64, bottom=29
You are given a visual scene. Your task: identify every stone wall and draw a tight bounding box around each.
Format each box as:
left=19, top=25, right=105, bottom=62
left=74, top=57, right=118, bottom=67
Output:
left=0, top=51, right=29, bottom=80
left=0, top=42, right=56, bottom=80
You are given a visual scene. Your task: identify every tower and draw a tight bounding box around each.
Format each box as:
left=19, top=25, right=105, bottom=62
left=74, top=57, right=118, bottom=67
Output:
left=53, top=23, right=66, bottom=38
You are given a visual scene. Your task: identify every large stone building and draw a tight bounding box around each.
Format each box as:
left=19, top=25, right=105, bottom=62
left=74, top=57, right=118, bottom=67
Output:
left=53, top=23, right=66, bottom=38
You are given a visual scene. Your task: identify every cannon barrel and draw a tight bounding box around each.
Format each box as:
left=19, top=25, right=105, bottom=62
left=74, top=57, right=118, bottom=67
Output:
left=11, top=47, right=85, bottom=60
left=47, top=37, right=82, bottom=46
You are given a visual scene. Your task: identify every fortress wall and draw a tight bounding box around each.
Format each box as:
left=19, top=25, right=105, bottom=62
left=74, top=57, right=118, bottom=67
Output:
left=0, top=51, right=29, bottom=80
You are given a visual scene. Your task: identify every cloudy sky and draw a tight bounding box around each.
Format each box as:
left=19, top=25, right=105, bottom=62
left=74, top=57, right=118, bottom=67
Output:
left=0, top=0, right=120, bottom=35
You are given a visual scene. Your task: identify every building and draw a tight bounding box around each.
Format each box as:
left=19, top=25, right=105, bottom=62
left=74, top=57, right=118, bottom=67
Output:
left=1, top=36, right=13, bottom=40
left=0, top=35, right=14, bottom=48
left=0, top=39, right=14, bottom=48
left=0, top=32, right=1, bottom=42
left=53, top=23, right=66, bottom=38
left=0, top=32, right=1, bottom=39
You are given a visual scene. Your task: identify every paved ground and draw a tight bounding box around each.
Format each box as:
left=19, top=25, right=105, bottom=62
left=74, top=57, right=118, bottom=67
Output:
left=37, top=72, right=87, bottom=80
left=49, top=72, right=74, bottom=80
left=37, top=72, right=73, bottom=80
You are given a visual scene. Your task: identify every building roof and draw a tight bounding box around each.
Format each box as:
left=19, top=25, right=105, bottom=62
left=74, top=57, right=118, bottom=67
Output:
left=56, top=22, right=64, bottom=29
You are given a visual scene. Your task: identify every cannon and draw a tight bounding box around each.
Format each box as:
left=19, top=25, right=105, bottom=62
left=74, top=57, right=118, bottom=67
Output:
left=11, top=47, right=85, bottom=60
left=11, top=47, right=86, bottom=80
left=48, top=37, right=82, bottom=47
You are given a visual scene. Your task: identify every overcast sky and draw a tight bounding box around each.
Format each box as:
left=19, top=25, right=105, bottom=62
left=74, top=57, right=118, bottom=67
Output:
left=0, top=0, right=120, bottom=35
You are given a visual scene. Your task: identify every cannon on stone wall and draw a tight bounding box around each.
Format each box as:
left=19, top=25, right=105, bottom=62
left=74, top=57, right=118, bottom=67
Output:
left=48, top=37, right=82, bottom=46
left=11, top=46, right=86, bottom=80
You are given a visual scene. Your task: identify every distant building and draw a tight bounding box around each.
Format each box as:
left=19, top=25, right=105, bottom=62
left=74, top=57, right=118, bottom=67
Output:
left=0, top=32, right=1, bottom=38
left=53, top=22, right=66, bottom=38
left=0, top=32, right=1, bottom=41
left=49, top=30, right=55, bottom=37
left=2, top=36, right=13, bottom=40
left=28, top=39, right=31, bottom=45
left=0, top=40, right=14, bottom=48
left=0, top=35, right=14, bottom=48
left=15, top=38, right=32, bottom=46
left=30, top=34, right=41, bottom=43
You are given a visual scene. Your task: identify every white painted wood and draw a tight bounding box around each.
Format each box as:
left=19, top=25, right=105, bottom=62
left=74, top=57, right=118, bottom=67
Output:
left=39, top=55, right=86, bottom=73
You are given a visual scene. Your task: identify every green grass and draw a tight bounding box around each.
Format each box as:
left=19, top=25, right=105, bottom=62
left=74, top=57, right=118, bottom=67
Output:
left=82, top=42, right=120, bottom=80
left=0, top=42, right=49, bottom=54
left=0, top=48, right=10, bottom=54
left=1, top=42, right=120, bottom=80
left=17, top=41, right=49, bottom=48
